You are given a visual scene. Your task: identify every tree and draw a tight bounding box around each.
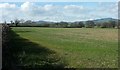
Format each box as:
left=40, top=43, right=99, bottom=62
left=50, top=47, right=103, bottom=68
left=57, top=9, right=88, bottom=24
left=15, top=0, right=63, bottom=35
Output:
left=109, top=21, right=116, bottom=28
left=14, top=19, right=20, bottom=26
left=100, top=22, right=108, bottom=28
left=55, top=23, right=59, bottom=28
left=100, top=21, right=116, bottom=28
left=77, top=22, right=84, bottom=28
left=10, top=20, right=14, bottom=26
left=69, top=22, right=84, bottom=28
left=24, top=20, right=32, bottom=24
left=10, top=20, right=14, bottom=24
left=69, top=23, right=78, bottom=28
left=59, top=22, right=68, bottom=28
left=40, top=23, right=50, bottom=27
left=49, top=23, right=55, bottom=27
left=96, top=23, right=101, bottom=28
left=20, top=19, right=25, bottom=24
left=85, top=21, right=95, bottom=28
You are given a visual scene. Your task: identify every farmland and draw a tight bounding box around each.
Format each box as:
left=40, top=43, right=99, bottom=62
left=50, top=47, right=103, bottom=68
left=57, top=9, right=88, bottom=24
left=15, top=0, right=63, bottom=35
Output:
left=9, top=27, right=118, bottom=68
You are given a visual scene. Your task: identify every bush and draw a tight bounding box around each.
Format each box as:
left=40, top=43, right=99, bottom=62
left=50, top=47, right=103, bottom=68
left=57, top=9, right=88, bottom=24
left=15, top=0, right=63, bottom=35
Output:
left=85, top=21, right=95, bottom=28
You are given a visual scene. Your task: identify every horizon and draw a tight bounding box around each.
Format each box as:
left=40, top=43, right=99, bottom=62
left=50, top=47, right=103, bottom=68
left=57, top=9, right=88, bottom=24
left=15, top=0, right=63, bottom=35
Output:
left=0, top=2, right=118, bottom=23
left=1, top=17, right=118, bottom=24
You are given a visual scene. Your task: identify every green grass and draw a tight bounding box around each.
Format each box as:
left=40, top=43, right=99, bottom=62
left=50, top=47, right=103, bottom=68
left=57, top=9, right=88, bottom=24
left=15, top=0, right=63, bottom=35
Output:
left=11, top=27, right=118, bottom=68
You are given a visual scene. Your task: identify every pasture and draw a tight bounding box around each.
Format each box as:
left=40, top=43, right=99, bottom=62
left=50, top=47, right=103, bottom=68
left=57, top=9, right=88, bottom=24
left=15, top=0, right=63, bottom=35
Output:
left=10, top=27, right=118, bottom=68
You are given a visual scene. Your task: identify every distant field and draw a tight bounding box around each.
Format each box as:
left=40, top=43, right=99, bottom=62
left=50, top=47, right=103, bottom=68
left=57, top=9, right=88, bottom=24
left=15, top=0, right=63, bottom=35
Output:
left=11, top=27, right=118, bottom=68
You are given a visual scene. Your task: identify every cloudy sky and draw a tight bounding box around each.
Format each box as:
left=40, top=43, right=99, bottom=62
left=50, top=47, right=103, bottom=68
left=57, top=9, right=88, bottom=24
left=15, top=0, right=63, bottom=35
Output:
left=0, top=2, right=118, bottom=22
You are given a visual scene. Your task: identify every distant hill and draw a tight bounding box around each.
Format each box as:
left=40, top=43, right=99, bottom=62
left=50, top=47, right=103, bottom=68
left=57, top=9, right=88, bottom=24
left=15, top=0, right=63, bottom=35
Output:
left=93, top=18, right=117, bottom=24
left=34, top=20, right=54, bottom=24
left=33, top=18, right=118, bottom=24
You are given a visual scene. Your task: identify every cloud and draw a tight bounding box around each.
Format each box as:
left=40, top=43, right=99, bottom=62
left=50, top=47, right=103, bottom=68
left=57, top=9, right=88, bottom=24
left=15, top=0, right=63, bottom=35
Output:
left=0, top=3, right=16, bottom=8
left=0, top=2, right=118, bottom=22
left=81, top=2, right=118, bottom=20
left=21, top=2, right=33, bottom=11
left=63, top=5, right=88, bottom=16
left=0, top=3, right=18, bottom=22
left=43, top=4, right=55, bottom=11
left=20, top=2, right=58, bottom=17
left=20, top=2, right=39, bottom=16
left=64, top=5, right=84, bottom=10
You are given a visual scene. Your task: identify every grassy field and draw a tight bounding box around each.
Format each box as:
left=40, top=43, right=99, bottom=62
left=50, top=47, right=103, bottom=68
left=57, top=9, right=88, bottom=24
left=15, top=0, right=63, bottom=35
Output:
left=10, top=27, right=118, bottom=68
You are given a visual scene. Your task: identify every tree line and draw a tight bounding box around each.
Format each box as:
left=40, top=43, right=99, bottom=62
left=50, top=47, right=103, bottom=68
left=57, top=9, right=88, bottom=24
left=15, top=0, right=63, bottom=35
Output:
left=7, top=19, right=119, bottom=28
